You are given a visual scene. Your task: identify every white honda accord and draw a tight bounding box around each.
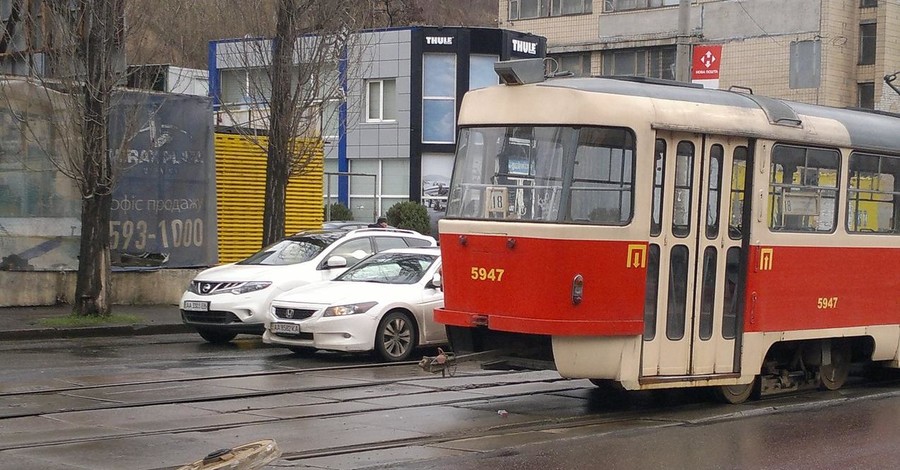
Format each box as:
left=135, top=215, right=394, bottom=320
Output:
left=263, top=247, right=446, bottom=362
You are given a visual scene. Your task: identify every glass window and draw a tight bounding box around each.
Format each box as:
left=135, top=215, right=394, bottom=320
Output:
left=858, top=82, right=875, bottom=109
left=328, top=237, right=374, bottom=264
left=374, top=236, right=408, bottom=251
left=698, top=247, right=717, bottom=341
left=446, top=126, right=635, bottom=224
left=666, top=245, right=688, bottom=341
left=605, top=0, right=678, bottom=12
left=350, top=159, right=378, bottom=196
left=219, top=69, right=246, bottom=104
left=860, top=0, right=878, bottom=8
left=847, top=153, right=900, bottom=234
left=672, top=141, right=694, bottom=237
left=552, top=53, right=592, bottom=77
left=643, top=243, right=661, bottom=341
left=651, top=139, right=666, bottom=237
left=321, top=100, right=340, bottom=139
left=722, top=247, right=740, bottom=339
left=729, top=146, right=748, bottom=239
left=789, top=40, right=821, bottom=89
left=859, top=22, right=877, bottom=65
left=602, top=47, right=675, bottom=80
left=366, top=79, right=397, bottom=122
left=470, top=55, right=499, bottom=90
left=382, top=159, right=410, bottom=195
left=552, top=0, right=592, bottom=16
left=247, top=68, right=271, bottom=103
left=706, top=144, right=723, bottom=239
left=768, top=144, right=840, bottom=232
left=423, top=54, right=456, bottom=143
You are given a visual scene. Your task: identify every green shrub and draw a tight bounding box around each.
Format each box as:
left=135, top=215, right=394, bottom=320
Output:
left=324, top=202, right=353, bottom=221
left=386, top=201, right=431, bottom=235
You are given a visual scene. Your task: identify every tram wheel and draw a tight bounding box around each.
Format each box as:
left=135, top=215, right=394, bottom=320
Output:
left=819, top=341, right=851, bottom=391
left=714, top=381, right=756, bottom=404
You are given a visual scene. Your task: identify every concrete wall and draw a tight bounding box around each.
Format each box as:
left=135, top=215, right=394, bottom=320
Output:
left=0, top=269, right=201, bottom=307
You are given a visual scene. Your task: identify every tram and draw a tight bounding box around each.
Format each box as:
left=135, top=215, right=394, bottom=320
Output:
left=434, top=58, right=900, bottom=403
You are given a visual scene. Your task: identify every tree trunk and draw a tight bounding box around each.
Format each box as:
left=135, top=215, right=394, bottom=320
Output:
left=262, top=0, right=296, bottom=246
left=73, top=0, right=121, bottom=317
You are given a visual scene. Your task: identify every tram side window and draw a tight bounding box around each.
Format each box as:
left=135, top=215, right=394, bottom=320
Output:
left=666, top=245, right=689, bottom=341
left=768, top=144, right=840, bottom=232
left=698, top=246, right=717, bottom=341
left=721, top=247, right=741, bottom=340
left=672, top=141, right=695, bottom=237
left=643, top=244, right=661, bottom=341
left=567, top=128, right=636, bottom=225
left=847, top=153, right=900, bottom=234
left=650, top=139, right=666, bottom=237
left=729, top=146, right=748, bottom=239
left=706, top=145, right=724, bottom=239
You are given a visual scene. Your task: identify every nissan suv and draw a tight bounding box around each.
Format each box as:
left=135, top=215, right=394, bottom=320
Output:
left=180, top=228, right=436, bottom=343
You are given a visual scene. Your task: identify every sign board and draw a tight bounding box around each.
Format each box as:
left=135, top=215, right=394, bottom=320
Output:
left=691, top=45, right=722, bottom=89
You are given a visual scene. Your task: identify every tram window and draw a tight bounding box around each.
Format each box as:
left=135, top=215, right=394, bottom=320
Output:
left=698, top=247, right=717, bottom=341
left=650, top=139, right=666, bottom=237
left=768, top=144, right=839, bottom=232
left=722, top=247, right=740, bottom=340
left=729, top=147, right=748, bottom=239
left=666, top=245, right=688, bottom=341
left=567, top=128, right=636, bottom=225
left=706, top=145, right=724, bottom=239
left=672, top=141, right=695, bottom=237
left=847, top=153, right=900, bottom=234
left=643, top=244, right=661, bottom=341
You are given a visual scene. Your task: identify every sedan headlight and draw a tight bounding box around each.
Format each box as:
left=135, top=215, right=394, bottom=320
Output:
left=324, top=301, right=378, bottom=317
left=228, top=281, right=272, bottom=295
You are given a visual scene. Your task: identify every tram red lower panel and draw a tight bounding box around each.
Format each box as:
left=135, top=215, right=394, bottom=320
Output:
left=436, top=232, right=645, bottom=336
left=744, top=245, right=900, bottom=333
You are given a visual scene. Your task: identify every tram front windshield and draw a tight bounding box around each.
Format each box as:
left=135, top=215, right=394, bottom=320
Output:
left=446, top=126, right=636, bottom=225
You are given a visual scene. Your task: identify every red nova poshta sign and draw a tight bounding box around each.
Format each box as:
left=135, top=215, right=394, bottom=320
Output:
left=692, top=45, right=722, bottom=80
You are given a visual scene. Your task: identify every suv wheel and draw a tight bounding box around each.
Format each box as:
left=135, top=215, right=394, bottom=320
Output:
left=375, top=311, right=417, bottom=362
left=197, top=328, right=237, bottom=344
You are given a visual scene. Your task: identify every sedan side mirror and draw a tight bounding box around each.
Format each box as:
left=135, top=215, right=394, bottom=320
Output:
left=326, top=255, right=348, bottom=268
left=428, top=272, right=442, bottom=289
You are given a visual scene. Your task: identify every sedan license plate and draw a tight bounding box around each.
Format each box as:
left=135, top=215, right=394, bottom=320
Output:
left=272, top=322, right=300, bottom=335
left=183, top=300, right=209, bottom=312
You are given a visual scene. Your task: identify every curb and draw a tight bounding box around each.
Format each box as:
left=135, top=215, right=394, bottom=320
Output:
left=0, top=323, right=192, bottom=341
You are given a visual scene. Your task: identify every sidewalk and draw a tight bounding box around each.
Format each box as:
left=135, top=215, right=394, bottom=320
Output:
left=0, top=304, right=191, bottom=341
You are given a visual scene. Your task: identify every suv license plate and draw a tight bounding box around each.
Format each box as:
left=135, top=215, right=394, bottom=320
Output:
left=272, top=322, right=300, bottom=335
left=183, top=300, right=210, bottom=311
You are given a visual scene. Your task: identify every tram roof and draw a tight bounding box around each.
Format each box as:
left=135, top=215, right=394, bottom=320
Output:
left=540, top=77, right=900, bottom=155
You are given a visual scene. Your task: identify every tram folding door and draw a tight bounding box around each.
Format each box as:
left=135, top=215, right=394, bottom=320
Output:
left=642, top=132, right=750, bottom=378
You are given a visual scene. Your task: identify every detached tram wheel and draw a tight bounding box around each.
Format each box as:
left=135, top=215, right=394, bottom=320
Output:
left=819, top=341, right=852, bottom=391
left=714, top=380, right=756, bottom=404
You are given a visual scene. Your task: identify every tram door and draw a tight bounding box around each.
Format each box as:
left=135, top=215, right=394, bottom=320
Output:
left=642, top=132, right=749, bottom=377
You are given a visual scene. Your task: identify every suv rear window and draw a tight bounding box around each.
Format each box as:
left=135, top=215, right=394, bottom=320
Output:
left=404, top=237, right=433, bottom=248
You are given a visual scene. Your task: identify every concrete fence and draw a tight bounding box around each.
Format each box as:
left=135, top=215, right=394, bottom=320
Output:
left=0, top=269, right=201, bottom=307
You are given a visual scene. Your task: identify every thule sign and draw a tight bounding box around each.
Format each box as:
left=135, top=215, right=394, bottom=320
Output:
left=512, top=39, right=538, bottom=55
left=426, top=36, right=453, bottom=45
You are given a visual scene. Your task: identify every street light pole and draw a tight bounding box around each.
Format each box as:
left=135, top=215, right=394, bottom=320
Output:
left=675, top=0, right=692, bottom=83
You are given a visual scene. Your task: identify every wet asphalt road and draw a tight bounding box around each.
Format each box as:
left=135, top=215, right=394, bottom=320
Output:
left=1, top=333, right=899, bottom=470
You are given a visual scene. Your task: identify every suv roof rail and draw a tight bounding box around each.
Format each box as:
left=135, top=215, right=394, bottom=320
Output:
left=348, top=227, right=424, bottom=236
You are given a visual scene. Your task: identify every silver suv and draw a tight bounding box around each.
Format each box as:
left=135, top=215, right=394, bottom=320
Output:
left=180, top=228, right=436, bottom=343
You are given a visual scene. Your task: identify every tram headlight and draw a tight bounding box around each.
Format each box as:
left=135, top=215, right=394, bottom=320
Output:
left=572, top=274, right=584, bottom=305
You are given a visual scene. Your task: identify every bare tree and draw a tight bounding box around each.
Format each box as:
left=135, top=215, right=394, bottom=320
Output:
left=215, top=0, right=374, bottom=246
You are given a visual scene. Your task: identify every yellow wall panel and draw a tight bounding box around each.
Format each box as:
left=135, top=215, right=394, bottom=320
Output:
left=214, top=133, right=324, bottom=264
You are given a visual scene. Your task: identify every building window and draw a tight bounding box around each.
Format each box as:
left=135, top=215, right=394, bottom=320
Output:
left=847, top=153, right=899, bottom=234
left=509, top=0, right=591, bottom=20
left=422, top=54, right=456, bottom=143
left=789, top=40, right=821, bottom=89
left=858, top=82, right=875, bottom=109
left=859, top=22, right=877, bottom=65
left=551, top=53, right=592, bottom=77
left=348, top=158, right=410, bottom=220
left=602, top=47, right=675, bottom=80
left=604, top=0, right=678, bottom=12
left=768, top=144, right=840, bottom=233
left=366, top=79, right=396, bottom=122
left=469, top=55, right=499, bottom=90
left=860, top=0, right=878, bottom=7
left=321, top=99, right=340, bottom=140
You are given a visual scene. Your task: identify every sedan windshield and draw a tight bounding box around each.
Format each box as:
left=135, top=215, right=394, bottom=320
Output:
left=237, top=235, right=339, bottom=265
left=336, top=253, right=438, bottom=285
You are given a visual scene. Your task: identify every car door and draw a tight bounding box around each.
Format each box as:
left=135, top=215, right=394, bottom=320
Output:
left=418, top=260, right=446, bottom=343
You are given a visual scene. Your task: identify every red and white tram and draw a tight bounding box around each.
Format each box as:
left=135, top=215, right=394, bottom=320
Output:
left=435, top=59, right=900, bottom=403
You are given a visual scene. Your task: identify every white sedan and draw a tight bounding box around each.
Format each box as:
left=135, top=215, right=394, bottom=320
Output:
left=263, top=247, right=446, bottom=362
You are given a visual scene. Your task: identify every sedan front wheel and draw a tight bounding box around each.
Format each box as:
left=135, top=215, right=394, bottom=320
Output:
left=375, top=311, right=417, bottom=362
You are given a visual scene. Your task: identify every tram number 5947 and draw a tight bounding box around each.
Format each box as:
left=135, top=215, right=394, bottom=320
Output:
left=471, top=267, right=505, bottom=282
left=816, top=297, right=838, bottom=309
